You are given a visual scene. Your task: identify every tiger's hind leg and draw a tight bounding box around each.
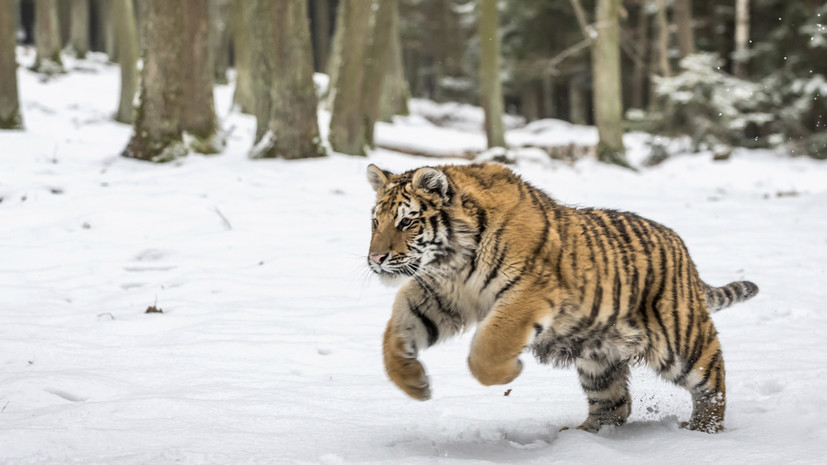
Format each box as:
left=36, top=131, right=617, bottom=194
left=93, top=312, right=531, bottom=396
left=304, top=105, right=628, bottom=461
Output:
left=574, top=358, right=632, bottom=433
left=653, top=321, right=726, bottom=433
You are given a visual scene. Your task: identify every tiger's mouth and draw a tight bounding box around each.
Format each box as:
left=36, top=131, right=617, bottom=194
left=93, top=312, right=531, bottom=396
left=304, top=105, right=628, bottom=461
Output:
left=368, top=257, right=421, bottom=279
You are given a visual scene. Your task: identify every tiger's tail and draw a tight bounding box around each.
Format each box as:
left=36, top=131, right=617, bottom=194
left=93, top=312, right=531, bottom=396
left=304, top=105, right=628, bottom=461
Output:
left=703, top=280, right=759, bottom=313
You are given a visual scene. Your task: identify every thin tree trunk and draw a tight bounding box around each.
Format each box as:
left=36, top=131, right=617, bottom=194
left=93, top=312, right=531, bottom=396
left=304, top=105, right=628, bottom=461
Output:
left=250, top=0, right=325, bottom=159
left=181, top=0, right=221, bottom=153
left=123, top=0, right=187, bottom=162
left=654, top=0, right=671, bottom=78
left=674, top=0, right=695, bottom=58
left=631, top=0, right=648, bottom=109
left=230, top=0, right=253, bottom=113
left=246, top=0, right=274, bottom=142
left=378, top=1, right=410, bottom=122
left=33, top=0, right=63, bottom=73
left=540, top=75, right=555, bottom=118
left=324, top=0, right=347, bottom=110
left=312, top=0, right=330, bottom=72
left=0, top=0, right=23, bottom=129
left=592, top=0, right=628, bottom=166
left=69, top=0, right=89, bottom=58
left=733, top=0, right=749, bottom=79
left=210, top=0, right=230, bottom=85
left=328, top=0, right=373, bottom=156
left=569, top=76, right=587, bottom=125
left=99, top=0, right=117, bottom=62
left=521, top=82, right=539, bottom=122
left=362, top=0, right=395, bottom=148
left=113, top=0, right=138, bottom=124
left=58, top=0, right=69, bottom=46
left=478, top=0, right=506, bottom=148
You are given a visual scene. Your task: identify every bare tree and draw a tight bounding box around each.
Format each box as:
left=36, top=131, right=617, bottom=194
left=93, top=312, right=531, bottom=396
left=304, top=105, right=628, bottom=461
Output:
left=249, top=0, right=325, bottom=159
left=312, top=0, right=331, bottom=72
left=123, top=0, right=187, bottom=162
left=674, top=0, right=695, bottom=58
left=478, top=0, right=506, bottom=148
left=378, top=0, right=409, bottom=122
left=362, top=0, right=396, bottom=148
left=733, top=0, right=750, bottom=79
left=0, top=0, right=23, bottom=129
left=654, top=0, right=671, bottom=78
left=230, top=0, right=253, bottom=113
left=592, top=0, right=627, bottom=166
left=210, top=0, right=230, bottom=85
left=113, top=0, right=138, bottom=124
left=33, top=0, right=63, bottom=73
left=328, top=0, right=372, bottom=156
left=69, top=0, right=89, bottom=58
left=181, top=0, right=222, bottom=153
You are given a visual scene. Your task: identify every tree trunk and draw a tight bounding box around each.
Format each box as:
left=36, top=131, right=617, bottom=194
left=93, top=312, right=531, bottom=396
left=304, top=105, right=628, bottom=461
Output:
left=33, top=0, right=63, bottom=73
left=328, top=0, right=373, bottom=156
left=540, top=75, right=555, bottom=119
left=246, top=0, right=274, bottom=142
left=123, top=0, right=187, bottom=162
left=592, top=0, right=628, bottom=166
left=362, top=0, right=395, bottom=148
left=69, top=0, right=89, bottom=58
left=733, top=0, right=749, bottom=79
left=324, top=0, right=347, bottom=110
left=521, top=82, right=539, bottom=122
left=181, top=0, right=221, bottom=153
left=568, top=76, right=587, bottom=125
left=378, top=1, right=410, bottom=122
left=674, top=0, right=695, bottom=58
left=312, top=0, right=330, bottom=72
left=230, top=0, right=253, bottom=113
left=210, top=0, right=230, bottom=85
left=478, top=0, right=506, bottom=148
left=250, top=0, right=325, bottom=159
left=0, top=0, right=23, bottom=129
left=654, top=0, right=671, bottom=78
left=99, top=0, right=117, bottom=62
left=58, top=0, right=70, bottom=47
left=113, top=0, right=138, bottom=124
left=631, top=1, right=648, bottom=110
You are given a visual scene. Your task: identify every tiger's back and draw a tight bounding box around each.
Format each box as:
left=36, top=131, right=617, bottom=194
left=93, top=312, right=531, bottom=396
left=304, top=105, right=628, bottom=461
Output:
left=366, top=162, right=758, bottom=434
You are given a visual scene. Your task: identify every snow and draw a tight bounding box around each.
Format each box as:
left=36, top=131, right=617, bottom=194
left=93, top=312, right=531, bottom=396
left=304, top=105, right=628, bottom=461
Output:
left=2, top=49, right=827, bottom=465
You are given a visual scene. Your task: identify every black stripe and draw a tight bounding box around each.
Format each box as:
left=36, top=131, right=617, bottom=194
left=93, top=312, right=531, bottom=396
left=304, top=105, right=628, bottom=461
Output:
left=481, top=246, right=509, bottom=290
left=533, top=323, right=544, bottom=337
left=407, top=298, right=438, bottom=347
left=495, top=274, right=522, bottom=300
left=693, top=349, right=721, bottom=390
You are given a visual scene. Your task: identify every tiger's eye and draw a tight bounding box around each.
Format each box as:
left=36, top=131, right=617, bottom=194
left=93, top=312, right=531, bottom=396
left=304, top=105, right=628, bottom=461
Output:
left=399, top=217, right=412, bottom=228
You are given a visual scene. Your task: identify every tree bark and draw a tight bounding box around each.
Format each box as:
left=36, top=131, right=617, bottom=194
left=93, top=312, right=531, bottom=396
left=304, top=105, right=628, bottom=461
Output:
left=312, top=0, right=330, bottom=72
left=181, top=0, right=221, bottom=153
left=0, top=0, right=23, bottom=129
left=210, top=0, right=230, bottom=85
left=123, top=0, right=187, bottom=162
left=324, top=0, right=347, bottom=110
left=99, top=0, right=117, bottom=62
left=33, top=0, right=63, bottom=73
left=631, top=1, right=648, bottom=109
left=246, top=0, right=274, bottom=142
left=674, top=0, right=695, bottom=58
left=249, top=0, right=325, bottom=159
left=113, top=0, right=138, bottom=124
left=568, top=76, right=587, bottom=125
left=69, top=0, right=89, bottom=58
left=378, top=1, right=410, bottom=122
left=540, top=75, right=555, bottom=119
left=478, top=0, right=506, bottom=148
left=654, top=0, right=671, bottom=78
left=592, top=0, right=628, bottom=166
left=733, top=0, right=749, bottom=79
left=362, top=0, right=395, bottom=148
left=328, top=0, right=373, bottom=156
left=230, top=0, right=253, bottom=113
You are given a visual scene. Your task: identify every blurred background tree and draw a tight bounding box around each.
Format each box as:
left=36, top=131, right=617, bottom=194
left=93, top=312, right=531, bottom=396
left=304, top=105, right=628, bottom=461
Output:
left=1, top=0, right=824, bottom=160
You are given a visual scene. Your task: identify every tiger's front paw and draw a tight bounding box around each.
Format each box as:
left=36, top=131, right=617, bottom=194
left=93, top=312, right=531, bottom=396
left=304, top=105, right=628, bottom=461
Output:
left=386, top=356, right=431, bottom=401
left=467, top=355, right=523, bottom=386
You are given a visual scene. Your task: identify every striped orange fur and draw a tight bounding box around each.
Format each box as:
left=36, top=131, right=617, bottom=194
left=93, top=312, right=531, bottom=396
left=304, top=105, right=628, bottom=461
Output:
left=366, top=163, right=758, bottom=433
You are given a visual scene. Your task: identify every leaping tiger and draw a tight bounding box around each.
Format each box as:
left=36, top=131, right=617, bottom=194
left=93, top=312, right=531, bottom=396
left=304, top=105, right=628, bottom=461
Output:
left=365, top=162, right=758, bottom=433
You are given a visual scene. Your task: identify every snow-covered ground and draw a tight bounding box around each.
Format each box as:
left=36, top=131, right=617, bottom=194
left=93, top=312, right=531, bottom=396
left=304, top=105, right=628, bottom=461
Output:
left=2, top=49, right=827, bottom=465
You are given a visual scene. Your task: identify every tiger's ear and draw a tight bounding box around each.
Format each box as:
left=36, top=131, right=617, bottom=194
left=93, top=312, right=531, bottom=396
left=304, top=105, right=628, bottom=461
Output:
left=413, top=167, right=450, bottom=201
left=366, top=164, right=391, bottom=192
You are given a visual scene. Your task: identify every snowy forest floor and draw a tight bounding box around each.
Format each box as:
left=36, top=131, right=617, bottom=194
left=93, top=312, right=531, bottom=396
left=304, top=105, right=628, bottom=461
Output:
left=2, top=51, right=827, bottom=465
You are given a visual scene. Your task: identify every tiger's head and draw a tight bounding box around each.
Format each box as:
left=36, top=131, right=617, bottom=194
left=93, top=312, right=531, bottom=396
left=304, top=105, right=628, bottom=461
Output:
left=366, top=164, right=459, bottom=285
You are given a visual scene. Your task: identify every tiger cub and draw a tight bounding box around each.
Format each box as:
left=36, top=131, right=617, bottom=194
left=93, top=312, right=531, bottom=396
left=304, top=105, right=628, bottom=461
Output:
left=366, top=163, right=758, bottom=433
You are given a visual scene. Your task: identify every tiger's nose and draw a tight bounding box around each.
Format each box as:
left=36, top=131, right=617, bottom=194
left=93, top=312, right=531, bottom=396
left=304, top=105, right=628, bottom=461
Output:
left=370, top=253, right=388, bottom=264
